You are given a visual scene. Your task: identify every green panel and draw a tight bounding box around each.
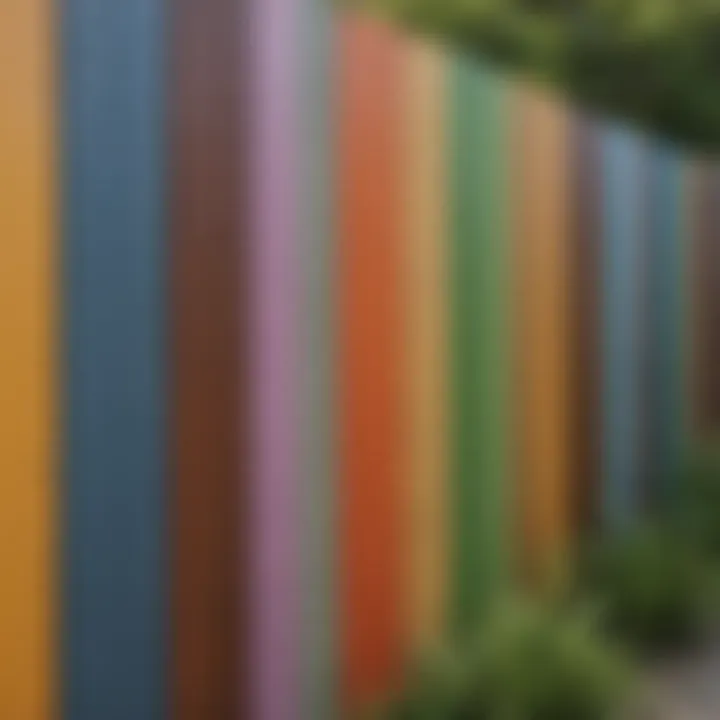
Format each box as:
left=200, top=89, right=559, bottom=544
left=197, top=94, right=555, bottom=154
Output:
left=450, top=56, right=512, bottom=633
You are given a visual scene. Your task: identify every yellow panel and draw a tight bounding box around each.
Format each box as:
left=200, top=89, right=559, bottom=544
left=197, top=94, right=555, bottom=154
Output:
left=403, top=39, right=449, bottom=651
left=513, top=87, right=571, bottom=587
left=0, top=1, right=55, bottom=717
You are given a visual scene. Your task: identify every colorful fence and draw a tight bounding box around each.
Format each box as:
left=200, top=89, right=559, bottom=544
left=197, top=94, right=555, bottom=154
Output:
left=2, top=2, right=720, bottom=718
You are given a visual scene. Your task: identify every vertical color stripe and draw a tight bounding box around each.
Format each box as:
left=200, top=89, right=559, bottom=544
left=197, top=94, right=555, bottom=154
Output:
left=404, top=39, right=449, bottom=651
left=643, top=145, right=684, bottom=508
left=338, top=15, right=406, bottom=709
left=600, top=126, right=645, bottom=526
left=451, top=56, right=512, bottom=628
left=62, top=0, right=166, bottom=716
left=0, top=0, right=54, bottom=716
left=299, top=0, right=336, bottom=716
left=600, top=126, right=645, bottom=530
left=569, top=114, right=602, bottom=535
left=171, top=0, right=242, bottom=717
left=252, top=0, right=300, bottom=715
left=514, top=87, right=571, bottom=584
left=689, top=164, right=720, bottom=439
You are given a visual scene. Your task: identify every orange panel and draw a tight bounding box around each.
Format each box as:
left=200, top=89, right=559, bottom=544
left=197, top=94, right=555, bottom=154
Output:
left=403, top=38, right=448, bottom=653
left=0, top=0, right=55, bottom=717
left=338, top=14, right=407, bottom=709
left=513, top=87, right=571, bottom=586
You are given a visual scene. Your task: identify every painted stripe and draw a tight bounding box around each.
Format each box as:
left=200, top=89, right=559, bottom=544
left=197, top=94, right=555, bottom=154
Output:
left=170, top=0, right=243, bottom=717
left=569, top=113, right=602, bottom=534
left=450, top=55, right=512, bottom=627
left=298, top=0, right=336, bottom=716
left=643, top=144, right=684, bottom=509
left=689, top=164, right=720, bottom=439
left=338, top=15, right=406, bottom=709
left=251, top=0, right=300, bottom=715
left=600, top=125, right=645, bottom=530
left=0, top=0, right=54, bottom=715
left=404, top=39, right=449, bottom=651
left=62, top=0, right=166, bottom=716
left=514, top=86, right=571, bottom=584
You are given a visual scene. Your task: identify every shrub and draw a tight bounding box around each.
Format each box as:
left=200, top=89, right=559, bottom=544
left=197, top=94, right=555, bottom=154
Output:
left=381, top=598, right=633, bottom=719
left=582, top=523, right=714, bottom=654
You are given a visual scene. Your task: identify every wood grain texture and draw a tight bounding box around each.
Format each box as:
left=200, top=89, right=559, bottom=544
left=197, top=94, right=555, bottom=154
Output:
left=451, top=56, right=513, bottom=626
left=62, top=0, right=166, bottom=716
left=171, top=0, right=243, bottom=718
left=513, top=87, right=571, bottom=585
left=0, top=0, right=54, bottom=716
left=338, top=15, right=407, bottom=709
left=404, top=39, right=449, bottom=651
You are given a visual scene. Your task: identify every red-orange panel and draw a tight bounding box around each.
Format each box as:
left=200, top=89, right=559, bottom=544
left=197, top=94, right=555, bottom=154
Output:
left=337, top=14, right=407, bottom=710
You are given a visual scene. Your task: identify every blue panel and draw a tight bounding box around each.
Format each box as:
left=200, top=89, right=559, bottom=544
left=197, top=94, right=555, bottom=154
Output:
left=62, top=0, right=166, bottom=717
left=601, top=125, right=645, bottom=531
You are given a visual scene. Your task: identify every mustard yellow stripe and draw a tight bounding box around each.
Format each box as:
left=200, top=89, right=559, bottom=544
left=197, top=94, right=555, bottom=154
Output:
left=513, top=87, right=571, bottom=586
left=0, top=2, right=55, bottom=718
left=403, top=39, right=448, bottom=651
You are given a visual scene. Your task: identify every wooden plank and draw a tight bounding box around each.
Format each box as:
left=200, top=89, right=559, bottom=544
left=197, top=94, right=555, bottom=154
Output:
left=450, top=55, right=513, bottom=627
left=0, top=0, right=54, bottom=716
left=600, top=125, right=645, bottom=530
left=338, top=14, right=406, bottom=709
left=62, top=0, right=166, bottom=716
left=251, top=0, right=302, bottom=715
left=568, top=113, right=602, bottom=535
left=514, top=86, right=571, bottom=584
left=298, top=0, right=336, bottom=716
left=170, top=0, right=243, bottom=717
left=404, top=38, right=449, bottom=651
left=642, top=144, right=685, bottom=509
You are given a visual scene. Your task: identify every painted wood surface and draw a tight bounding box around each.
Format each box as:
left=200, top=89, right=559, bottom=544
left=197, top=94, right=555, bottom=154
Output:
left=601, top=126, right=645, bottom=530
left=514, top=87, right=571, bottom=584
left=251, top=0, right=301, bottom=716
left=643, top=145, right=685, bottom=508
left=689, top=164, right=720, bottom=439
left=298, top=0, right=336, bottom=716
left=403, top=38, right=449, bottom=653
left=62, top=0, right=166, bottom=717
left=0, top=0, right=54, bottom=716
left=338, top=15, right=406, bottom=708
left=451, top=56, right=513, bottom=627
left=569, top=114, right=602, bottom=535
left=171, top=0, right=243, bottom=717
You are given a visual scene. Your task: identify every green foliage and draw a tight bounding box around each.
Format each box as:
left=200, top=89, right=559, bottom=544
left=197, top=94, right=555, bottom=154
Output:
left=582, top=523, right=715, bottom=654
left=381, top=599, right=633, bottom=719
left=675, top=444, right=720, bottom=560
left=355, top=0, right=720, bottom=151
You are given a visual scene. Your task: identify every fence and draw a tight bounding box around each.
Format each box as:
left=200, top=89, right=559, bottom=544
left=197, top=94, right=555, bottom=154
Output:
left=1, top=1, right=720, bottom=718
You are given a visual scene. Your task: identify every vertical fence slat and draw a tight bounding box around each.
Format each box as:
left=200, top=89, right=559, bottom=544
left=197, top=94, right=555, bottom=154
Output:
left=62, top=0, right=166, bottom=715
left=514, top=87, right=571, bottom=583
left=171, top=0, right=243, bottom=716
left=451, top=56, right=513, bottom=627
left=0, top=0, right=54, bottom=715
left=338, top=15, right=406, bottom=709
left=601, top=126, right=645, bottom=530
left=404, top=39, right=449, bottom=650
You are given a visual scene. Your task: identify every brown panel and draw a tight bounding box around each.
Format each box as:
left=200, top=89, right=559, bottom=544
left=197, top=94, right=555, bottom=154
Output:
left=569, top=115, right=602, bottom=536
left=690, top=164, right=720, bottom=437
left=170, top=0, right=244, bottom=717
